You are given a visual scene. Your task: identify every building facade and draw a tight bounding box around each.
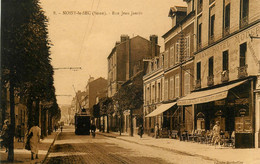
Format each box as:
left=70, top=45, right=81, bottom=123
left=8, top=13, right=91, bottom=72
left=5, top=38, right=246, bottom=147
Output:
left=177, top=0, right=260, bottom=148
left=107, top=35, right=160, bottom=134
left=143, top=53, right=164, bottom=136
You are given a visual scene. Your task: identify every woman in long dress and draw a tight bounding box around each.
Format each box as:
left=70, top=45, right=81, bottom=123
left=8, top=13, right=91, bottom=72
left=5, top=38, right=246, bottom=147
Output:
left=29, top=125, right=41, bottom=160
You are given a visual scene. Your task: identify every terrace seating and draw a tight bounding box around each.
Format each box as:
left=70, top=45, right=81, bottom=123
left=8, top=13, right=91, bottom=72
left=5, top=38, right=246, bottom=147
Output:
left=169, top=130, right=178, bottom=139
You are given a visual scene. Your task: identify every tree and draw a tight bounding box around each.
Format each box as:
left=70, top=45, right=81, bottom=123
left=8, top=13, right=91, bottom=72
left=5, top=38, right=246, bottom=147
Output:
left=2, top=0, right=55, bottom=161
left=100, top=97, right=113, bottom=133
left=114, top=74, right=143, bottom=136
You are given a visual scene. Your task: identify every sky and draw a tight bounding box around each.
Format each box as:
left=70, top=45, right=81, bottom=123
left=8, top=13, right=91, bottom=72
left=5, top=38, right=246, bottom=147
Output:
left=40, top=0, right=187, bottom=105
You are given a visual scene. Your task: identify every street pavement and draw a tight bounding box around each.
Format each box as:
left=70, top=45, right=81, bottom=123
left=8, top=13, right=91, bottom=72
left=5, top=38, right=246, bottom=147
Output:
left=44, top=126, right=215, bottom=164
left=0, top=131, right=58, bottom=164
left=98, top=131, right=260, bottom=164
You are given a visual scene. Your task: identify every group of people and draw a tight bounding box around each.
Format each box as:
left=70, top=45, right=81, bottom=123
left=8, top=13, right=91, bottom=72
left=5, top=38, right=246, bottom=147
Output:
left=0, top=120, right=41, bottom=160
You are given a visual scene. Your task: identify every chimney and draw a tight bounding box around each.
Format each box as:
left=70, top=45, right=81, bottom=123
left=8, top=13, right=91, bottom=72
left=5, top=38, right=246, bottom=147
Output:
left=115, top=41, right=120, bottom=46
left=150, top=35, right=158, bottom=44
left=120, top=35, right=129, bottom=42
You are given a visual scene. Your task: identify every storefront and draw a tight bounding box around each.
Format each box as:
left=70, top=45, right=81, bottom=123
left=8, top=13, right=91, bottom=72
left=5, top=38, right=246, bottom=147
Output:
left=178, top=78, right=255, bottom=148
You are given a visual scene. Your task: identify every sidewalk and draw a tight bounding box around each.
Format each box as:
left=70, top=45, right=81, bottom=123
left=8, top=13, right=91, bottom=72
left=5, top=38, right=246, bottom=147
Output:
left=97, top=131, right=260, bottom=164
left=0, top=132, right=59, bottom=164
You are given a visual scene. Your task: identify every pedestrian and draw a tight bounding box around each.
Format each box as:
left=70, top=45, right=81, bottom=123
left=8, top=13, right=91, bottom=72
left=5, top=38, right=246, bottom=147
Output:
left=155, top=123, right=159, bottom=138
left=60, top=125, right=63, bottom=132
left=17, top=125, right=22, bottom=142
left=211, top=121, right=221, bottom=147
left=28, top=123, right=41, bottom=160
left=1, top=120, right=10, bottom=152
left=138, top=125, right=144, bottom=138
left=90, top=124, right=96, bottom=138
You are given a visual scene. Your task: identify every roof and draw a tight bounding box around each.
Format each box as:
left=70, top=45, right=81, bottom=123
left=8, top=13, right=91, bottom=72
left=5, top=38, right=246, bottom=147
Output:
left=162, top=10, right=195, bottom=39
left=168, top=6, right=187, bottom=17
left=107, top=35, right=160, bottom=59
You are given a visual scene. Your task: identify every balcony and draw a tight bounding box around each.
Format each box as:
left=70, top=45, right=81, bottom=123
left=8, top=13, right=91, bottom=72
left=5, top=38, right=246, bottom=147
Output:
left=209, top=35, right=215, bottom=45
left=207, top=75, right=214, bottom=86
left=209, top=0, right=215, bottom=5
left=221, top=70, right=229, bottom=83
left=197, top=42, right=202, bottom=51
left=223, top=26, right=230, bottom=37
left=195, top=79, right=201, bottom=89
left=238, top=65, right=248, bottom=79
left=197, top=3, right=203, bottom=14
left=240, top=16, right=248, bottom=28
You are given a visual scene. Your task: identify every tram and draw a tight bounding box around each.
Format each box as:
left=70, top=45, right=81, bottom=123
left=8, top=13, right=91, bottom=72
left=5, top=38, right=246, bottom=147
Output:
left=75, top=108, right=91, bottom=135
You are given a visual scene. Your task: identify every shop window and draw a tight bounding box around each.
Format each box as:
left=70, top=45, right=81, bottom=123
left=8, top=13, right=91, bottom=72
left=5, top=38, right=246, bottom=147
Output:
left=240, top=0, right=249, bottom=28
left=223, top=2, right=230, bottom=36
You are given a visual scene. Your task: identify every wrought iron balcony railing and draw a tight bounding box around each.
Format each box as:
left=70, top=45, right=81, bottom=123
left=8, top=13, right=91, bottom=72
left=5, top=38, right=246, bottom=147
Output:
left=223, top=26, right=230, bottom=37
left=207, top=75, right=214, bottom=86
left=221, top=70, right=229, bottom=83
left=238, top=65, right=248, bottom=79
left=195, top=79, right=201, bottom=89
left=240, top=16, right=248, bottom=28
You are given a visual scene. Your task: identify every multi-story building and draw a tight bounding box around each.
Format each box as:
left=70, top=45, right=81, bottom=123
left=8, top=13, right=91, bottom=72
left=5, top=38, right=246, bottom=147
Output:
left=107, top=35, right=160, bottom=134
left=85, top=76, right=108, bottom=116
left=177, top=0, right=260, bottom=148
left=107, top=35, right=160, bottom=98
left=143, top=53, right=165, bottom=135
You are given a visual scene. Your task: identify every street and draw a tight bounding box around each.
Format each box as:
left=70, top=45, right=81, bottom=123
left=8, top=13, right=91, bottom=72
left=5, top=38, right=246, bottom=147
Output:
left=44, top=126, right=215, bottom=164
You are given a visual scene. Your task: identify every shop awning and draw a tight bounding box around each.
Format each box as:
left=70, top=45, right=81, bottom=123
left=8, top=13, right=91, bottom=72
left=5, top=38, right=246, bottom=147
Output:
left=177, top=80, right=248, bottom=106
left=145, top=102, right=177, bottom=117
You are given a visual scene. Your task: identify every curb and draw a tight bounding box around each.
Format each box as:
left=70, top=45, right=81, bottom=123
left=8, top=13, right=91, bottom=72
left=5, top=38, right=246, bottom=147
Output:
left=99, top=132, right=228, bottom=163
left=96, top=132, right=117, bottom=138
left=41, top=132, right=60, bottom=164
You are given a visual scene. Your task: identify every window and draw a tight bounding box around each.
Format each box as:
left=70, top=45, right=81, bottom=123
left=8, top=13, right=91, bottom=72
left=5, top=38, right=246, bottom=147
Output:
left=170, top=46, right=175, bottom=66
left=147, top=87, right=150, bottom=104
left=240, top=0, right=249, bottom=27
left=209, top=6, right=215, bottom=43
left=240, top=42, right=247, bottom=67
left=158, top=83, right=161, bottom=102
left=198, top=0, right=203, bottom=13
left=184, top=71, right=191, bottom=96
left=197, top=62, right=201, bottom=80
left=175, top=43, right=180, bottom=64
left=175, top=74, right=180, bottom=98
left=164, top=50, right=169, bottom=69
left=208, top=57, right=214, bottom=76
left=223, top=2, right=230, bottom=35
left=164, top=79, right=169, bottom=101
left=222, top=50, right=229, bottom=71
left=185, top=35, right=190, bottom=59
left=170, top=77, right=174, bottom=99
left=197, top=16, right=202, bottom=49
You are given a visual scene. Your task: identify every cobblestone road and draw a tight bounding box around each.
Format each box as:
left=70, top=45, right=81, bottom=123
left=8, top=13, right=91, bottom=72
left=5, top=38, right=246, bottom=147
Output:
left=44, top=126, right=215, bottom=164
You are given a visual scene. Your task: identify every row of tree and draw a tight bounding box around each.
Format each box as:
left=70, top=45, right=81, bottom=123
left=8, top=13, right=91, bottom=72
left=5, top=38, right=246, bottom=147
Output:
left=93, top=73, right=143, bottom=136
left=1, top=0, right=60, bottom=161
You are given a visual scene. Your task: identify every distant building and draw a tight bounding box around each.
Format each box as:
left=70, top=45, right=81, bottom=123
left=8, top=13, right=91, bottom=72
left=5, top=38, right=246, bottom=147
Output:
left=107, top=35, right=160, bottom=134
